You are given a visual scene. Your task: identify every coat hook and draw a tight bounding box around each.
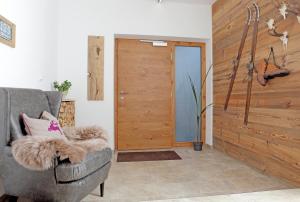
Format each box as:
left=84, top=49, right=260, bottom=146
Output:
left=96, top=47, right=101, bottom=56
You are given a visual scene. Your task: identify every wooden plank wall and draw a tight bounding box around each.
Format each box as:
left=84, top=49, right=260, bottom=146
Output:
left=213, top=0, right=300, bottom=186
left=88, top=36, right=104, bottom=100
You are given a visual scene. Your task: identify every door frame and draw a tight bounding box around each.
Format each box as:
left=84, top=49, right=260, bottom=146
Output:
left=170, top=41, right=206, bottom=147
left=114, top=38, right=118, bottom=150
left=114, top=38, right=206, bottom=150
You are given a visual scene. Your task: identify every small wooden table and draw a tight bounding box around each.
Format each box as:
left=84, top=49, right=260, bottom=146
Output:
left=58, top=99, right=75, bottom=127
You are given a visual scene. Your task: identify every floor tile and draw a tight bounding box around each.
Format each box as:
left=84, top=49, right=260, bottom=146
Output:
left=1, top=147, right=295, bottom=202
left=83, top=147, right=294, bottom=201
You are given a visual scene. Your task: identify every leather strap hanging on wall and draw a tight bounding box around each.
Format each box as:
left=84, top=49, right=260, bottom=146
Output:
left=255, top=47, right=290, bottom=86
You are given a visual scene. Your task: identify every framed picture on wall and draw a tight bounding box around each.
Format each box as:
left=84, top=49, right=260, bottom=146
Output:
left=0, top=15, right=16, bottom=48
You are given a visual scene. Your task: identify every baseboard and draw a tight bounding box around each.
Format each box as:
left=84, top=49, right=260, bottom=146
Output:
left=173, top=142, right=193, bottom=147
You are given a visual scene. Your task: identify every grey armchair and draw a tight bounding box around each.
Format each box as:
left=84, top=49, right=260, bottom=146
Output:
left=0, top=88, right=112, bottom=202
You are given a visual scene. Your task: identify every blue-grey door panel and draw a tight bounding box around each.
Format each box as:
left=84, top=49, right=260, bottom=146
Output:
left=175, top=46, right=201, bottom=142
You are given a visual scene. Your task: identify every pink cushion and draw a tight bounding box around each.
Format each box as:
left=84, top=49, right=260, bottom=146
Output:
left=41, top=111, right=65, bottom=135
left=22, top=113, right=64, bottom=137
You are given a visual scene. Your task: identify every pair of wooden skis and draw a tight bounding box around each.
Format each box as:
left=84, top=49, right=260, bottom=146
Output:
left=224, top=3, right=260, bottom=125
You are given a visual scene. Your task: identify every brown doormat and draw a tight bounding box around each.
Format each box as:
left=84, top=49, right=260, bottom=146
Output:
left=117, top=151, right=182, bottom=162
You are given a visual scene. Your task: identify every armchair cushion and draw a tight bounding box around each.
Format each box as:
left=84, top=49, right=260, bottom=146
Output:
left=22, top=113, right=64, bottom=137
left=55, top=148, right=112, bottom=182
left=8, top=88, right=51, bottom=143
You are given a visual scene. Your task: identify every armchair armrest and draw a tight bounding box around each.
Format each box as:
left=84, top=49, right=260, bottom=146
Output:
left=2, top=145, right=59, bottom=171
left=63, top=126, right=108, bottom=141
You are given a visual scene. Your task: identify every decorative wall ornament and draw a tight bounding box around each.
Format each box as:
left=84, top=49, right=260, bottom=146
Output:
left=0, top=15, right=16, bottom=48
left=275, top=1, right=300, bottom=23
left=267, top=18, right=286, bottom=37
left=267, top=0, right=300, bottom=68
left=266, top=18, right=289, bottom=51
left=280, top=31, right=289, bottom=51
left=225, top=1, right=294, bottom=125
left=213, top=0, right=300, bottom=186
left=87, top=36, right=104, bottom=101
left=279, top=3, right=288, bottom=19
left=267, top=18, right=276, bottom=30
left=255, top=47, right=289, bottom=86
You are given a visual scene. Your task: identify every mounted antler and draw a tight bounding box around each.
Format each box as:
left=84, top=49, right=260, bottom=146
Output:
left=267, top=19, right=285, bottom=37
left=279, top=3, right=288, bottom=19
left=266, top=17, right=289, bottom=53
left=266, top=18, right=288, bottom=40
left=272, top=0, right=300, bottom=22
left=280, top=31, right=289, bottom=51
left=278, top=1, right=300, bottom=22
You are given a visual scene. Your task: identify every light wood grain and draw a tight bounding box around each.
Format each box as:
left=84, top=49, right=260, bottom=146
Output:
left=58, top=101, right=75, bottom=127
left=116, top=39, right=173, bottom=150
left=115, top=39, right=207, bottom=150
left=213, top=0, right=300, bottom=186
left=88, top=36, right=104, bottom=100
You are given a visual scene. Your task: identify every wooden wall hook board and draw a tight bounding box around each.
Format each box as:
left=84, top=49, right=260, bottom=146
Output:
left=88, top=36, right=104, bottom=101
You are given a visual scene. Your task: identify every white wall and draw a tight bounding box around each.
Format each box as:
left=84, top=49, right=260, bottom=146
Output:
left=57, top=0, right=213, bottom=148
left=0, top=0, right=58, bottom=90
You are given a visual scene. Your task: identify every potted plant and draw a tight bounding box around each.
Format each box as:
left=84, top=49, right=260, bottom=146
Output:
left=187, top=64, right=213, bottom=151
left=53, top=80, right=72, bottom=98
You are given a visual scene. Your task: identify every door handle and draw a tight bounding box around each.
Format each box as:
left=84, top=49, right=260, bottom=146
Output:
left=120, top=91, right=129, bottom=95
left=119, top=91, right=128, bottom=103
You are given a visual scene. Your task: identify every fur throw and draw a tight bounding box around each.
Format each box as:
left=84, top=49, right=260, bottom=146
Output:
left=11, top=126, right=109, bottom=171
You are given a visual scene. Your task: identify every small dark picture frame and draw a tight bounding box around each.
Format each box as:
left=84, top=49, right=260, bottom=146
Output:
left=0, top=15, right=16, bottom=48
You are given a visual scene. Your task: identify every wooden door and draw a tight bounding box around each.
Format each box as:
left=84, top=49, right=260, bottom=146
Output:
left=116, top=39, right=173, bottom=150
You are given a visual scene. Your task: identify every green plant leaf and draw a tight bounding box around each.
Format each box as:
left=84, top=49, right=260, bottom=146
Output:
left=53, top=80, right=72, bottom=92
left=187, top=75, right=198, bottom=106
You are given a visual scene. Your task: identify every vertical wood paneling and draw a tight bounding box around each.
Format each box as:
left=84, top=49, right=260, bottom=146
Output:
left=88, top=36, right=104, bottom=100
left=213, top=0, right=300, bottom=186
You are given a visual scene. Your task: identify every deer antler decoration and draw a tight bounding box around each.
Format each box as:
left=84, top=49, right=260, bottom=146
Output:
left=278, top=2, right=300, bottom=23
left=279, top=3, right=288, bottom=19
left=266, top=18, right=289, bottom=50
left=267, top=19, right=285, bottom=37
left=280, top=31, right=289, bottom=51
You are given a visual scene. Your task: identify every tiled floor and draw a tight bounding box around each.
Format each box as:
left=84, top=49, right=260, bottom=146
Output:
left=0, top=147, right=295, bottom=202
left=149, top=189, right=300, bottom=202
left=83, top=147, right=294, bottom=202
